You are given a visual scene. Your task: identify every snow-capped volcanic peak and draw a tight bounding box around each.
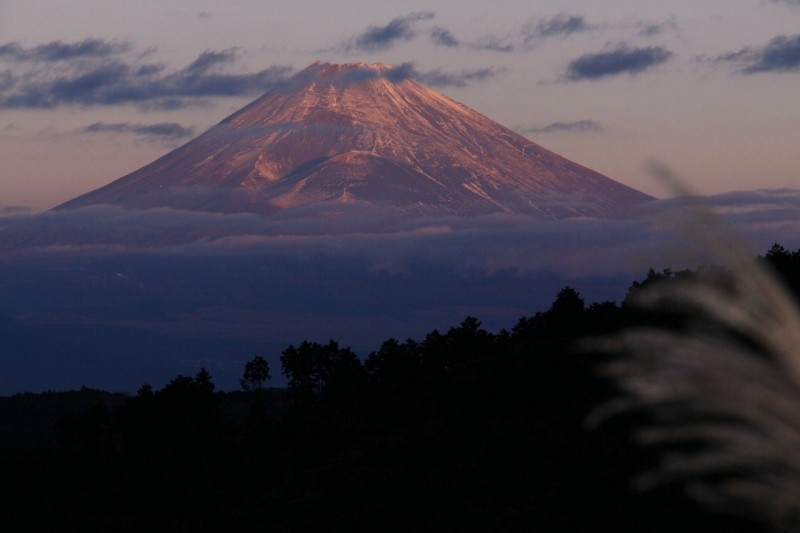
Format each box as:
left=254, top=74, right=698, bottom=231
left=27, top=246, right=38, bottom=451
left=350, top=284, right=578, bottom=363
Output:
left=58, top=61, right=653, bottom=219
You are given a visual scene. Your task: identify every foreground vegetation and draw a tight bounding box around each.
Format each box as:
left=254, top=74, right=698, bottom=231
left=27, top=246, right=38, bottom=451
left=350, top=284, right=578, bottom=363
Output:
left=1, top=245, right=797, bottom=532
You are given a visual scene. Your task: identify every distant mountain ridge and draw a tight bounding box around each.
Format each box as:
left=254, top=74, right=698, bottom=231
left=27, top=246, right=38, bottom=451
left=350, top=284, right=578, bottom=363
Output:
left=58, top=61, right=653, bottom=219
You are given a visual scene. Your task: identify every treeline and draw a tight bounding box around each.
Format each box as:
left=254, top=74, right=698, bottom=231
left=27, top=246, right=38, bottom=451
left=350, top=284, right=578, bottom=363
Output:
left=1, top=245, right=797, bottom=532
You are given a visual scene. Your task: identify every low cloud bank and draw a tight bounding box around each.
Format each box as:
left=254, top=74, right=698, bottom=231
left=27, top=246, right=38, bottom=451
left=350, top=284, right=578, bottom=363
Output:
left=2, top=190, right=798, bottom=278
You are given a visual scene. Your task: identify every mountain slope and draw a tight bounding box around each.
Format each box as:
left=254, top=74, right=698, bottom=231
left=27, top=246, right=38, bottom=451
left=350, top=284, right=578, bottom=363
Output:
left=58, top=62, right=653, bottom=219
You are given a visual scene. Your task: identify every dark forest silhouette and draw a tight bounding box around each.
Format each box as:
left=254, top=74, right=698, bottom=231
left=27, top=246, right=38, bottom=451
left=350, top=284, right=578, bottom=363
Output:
left=0, top=245, right=797, bottom=532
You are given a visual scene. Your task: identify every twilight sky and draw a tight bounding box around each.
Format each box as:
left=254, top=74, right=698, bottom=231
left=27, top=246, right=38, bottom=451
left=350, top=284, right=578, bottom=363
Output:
left=1, top=0, right=799, bottom=211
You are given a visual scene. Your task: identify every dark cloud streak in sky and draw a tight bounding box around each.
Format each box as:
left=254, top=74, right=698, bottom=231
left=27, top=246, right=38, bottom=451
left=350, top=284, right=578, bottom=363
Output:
left=740, top=34, right=800, bottom=73
left=712, top=34, right=800, bottom=74
left=431, top=27, right=459, bottom=47
left=384, top=62, right=506, bottom=88
left=636, top=18, right=678, bottom=37
left=185, top=48, right=238, bottom=74
left=469, top=36, right=514, bottom=53
left=347, top=12, right=435, bottom=52
left=334, top=62, right=505, bottom=88
left=80, top=121, right=195, bottom=140
left=0, top=38, right=130, bottom=62
left=419, top=66, right=505, bottom=87
left=523, top=14, right=591, bottom=43
left=0, top=39, right=293, bottom=109
left=522, top=120, right=604, bottom=134
left=0, top=43, right=25, bottom=61
left=564, top=45, right=672, bottom=80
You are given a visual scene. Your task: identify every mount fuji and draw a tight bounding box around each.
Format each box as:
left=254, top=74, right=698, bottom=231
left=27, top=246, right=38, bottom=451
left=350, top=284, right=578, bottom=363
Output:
left=58, top=61, right=653, bottom=219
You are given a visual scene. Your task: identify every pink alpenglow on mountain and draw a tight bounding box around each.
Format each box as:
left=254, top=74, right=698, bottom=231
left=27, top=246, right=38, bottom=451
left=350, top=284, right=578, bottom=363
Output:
left=58, top=62, right=654, bottom=219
